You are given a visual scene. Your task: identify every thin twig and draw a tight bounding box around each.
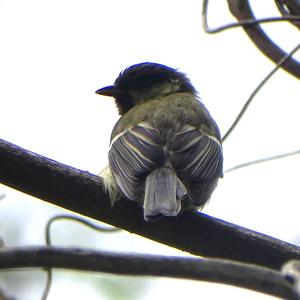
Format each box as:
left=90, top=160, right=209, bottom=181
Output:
left=222, top=42, right=300, bottom=142
left=225, top=149, right=300, bottom=173
left=41, top=269, right=51, bottom=300
left=45, top=214, right=119, bottom=245
left=42, top=214, right=120, bottom=300
left=0, top=246, right=298, bottom=300
left=202, top=0, right=300, bottom=33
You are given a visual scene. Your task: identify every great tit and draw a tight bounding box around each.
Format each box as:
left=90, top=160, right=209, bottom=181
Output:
left=96, top=62, right=223, bottom=221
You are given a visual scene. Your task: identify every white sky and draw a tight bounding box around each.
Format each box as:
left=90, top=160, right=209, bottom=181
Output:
left=0, top=0, right=300, bottom=299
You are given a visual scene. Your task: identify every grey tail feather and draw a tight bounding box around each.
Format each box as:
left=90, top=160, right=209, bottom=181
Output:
left=143, top=167, right=187, bottom=221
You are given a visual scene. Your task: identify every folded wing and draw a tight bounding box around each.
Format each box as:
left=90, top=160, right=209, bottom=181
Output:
left=109, top=122, right=223, bottom=210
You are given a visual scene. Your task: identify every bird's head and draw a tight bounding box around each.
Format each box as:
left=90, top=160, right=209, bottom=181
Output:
left=96, top=62, right=196, bottom=115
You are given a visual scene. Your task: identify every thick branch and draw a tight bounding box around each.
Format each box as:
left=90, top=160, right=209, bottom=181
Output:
left=275, top=0, right=300, bottom=29
left=0, top=138, right=300, bottom=270
left=0, top=246, right=298, bottom=300
left=227, top=0, right=300, bottom=79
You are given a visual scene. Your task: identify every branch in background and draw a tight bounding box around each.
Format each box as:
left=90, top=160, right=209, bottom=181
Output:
left=221, top=42, right=300, bottom=141
left=275, top=0, right=300, bottom=29
left=202, top=0, right=300, bottom=142
left=0, top=138, right=300, bottom=270
left=225, top=149, right=300, bottom=173
left=41, top=214, right=120, bottom=300
left=202, top=0, right=300, bottom=33
left=201, top=0, right=300, bottom=79
left=227, top=0, right=300, bottom=79
left=0, top=246, right=298, bottom=300
left=45, top=214, right=120, bottom=245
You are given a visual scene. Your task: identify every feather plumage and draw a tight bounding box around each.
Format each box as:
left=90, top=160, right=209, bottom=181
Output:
left=97, top=62, right=223, bottom=221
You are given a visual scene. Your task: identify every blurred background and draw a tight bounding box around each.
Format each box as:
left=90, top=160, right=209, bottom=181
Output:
left=0, top=0, right=300, bottom=299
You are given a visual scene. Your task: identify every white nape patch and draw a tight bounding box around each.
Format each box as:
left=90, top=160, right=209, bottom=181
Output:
left=100, top=166, right=120, bottom=204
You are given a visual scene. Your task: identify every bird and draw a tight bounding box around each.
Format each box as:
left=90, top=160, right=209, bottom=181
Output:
left=96, top=62, right=223, bottom=221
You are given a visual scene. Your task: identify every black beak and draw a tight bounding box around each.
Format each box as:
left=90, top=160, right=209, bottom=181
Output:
left=95, top=85, right=120, bottom=97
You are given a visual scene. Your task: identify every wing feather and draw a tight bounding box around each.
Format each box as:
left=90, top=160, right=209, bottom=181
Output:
left=109, top=123, right=164, bottom=201
left=172, top=126, right=223, bottom=206
left=109, top=122, right=222, bottom=207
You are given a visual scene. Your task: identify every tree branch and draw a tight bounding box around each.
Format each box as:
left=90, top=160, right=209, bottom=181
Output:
left=227, top=0, right=300, bottom=79
left=275, top=0, right=300, bottom=29
left=0, top=246, right=298, bottom=300
left=202, top=0, right=300, bottom=33
left=0, top=138, right=300, bottom=270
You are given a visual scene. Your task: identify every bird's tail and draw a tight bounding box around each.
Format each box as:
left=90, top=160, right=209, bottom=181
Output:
left=144, top=167, right=187, bottom=221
